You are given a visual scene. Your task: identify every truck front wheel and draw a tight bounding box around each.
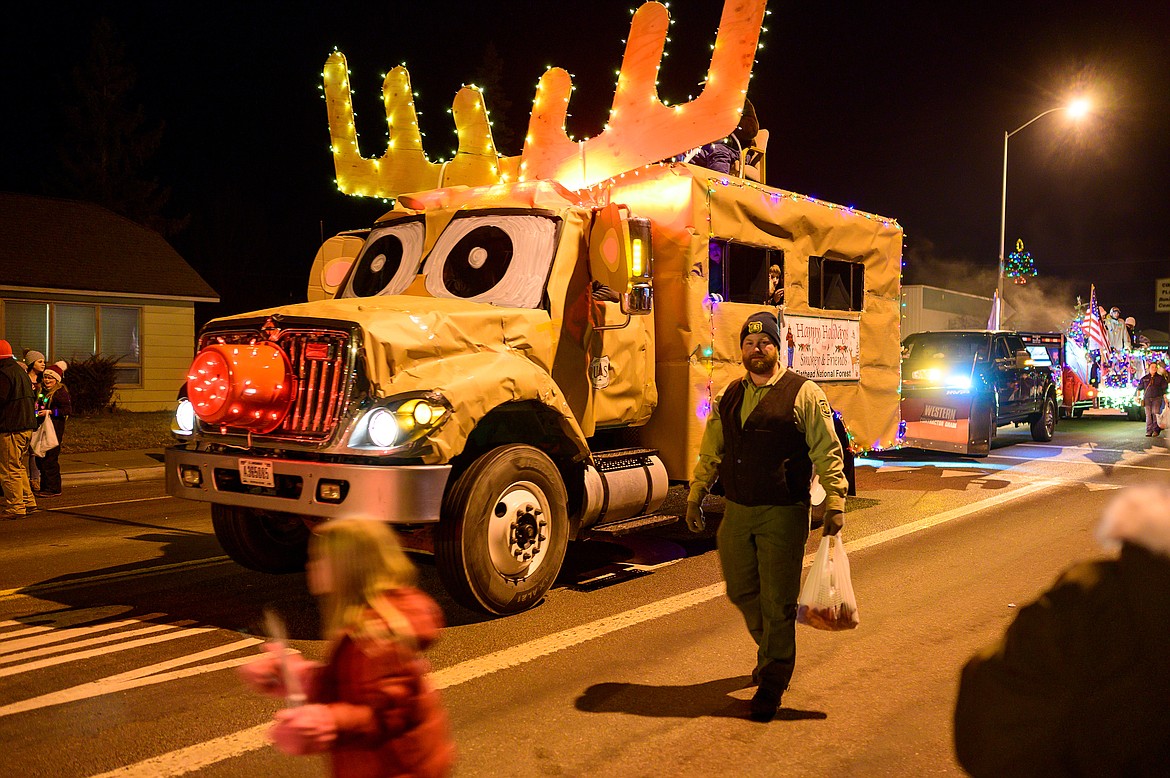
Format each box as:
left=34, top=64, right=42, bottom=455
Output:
left=436, top=445, right=569, bottom=615
left=211, top=504, right=309, bottom=573
left=1030, top=396, right=1057, bottom=442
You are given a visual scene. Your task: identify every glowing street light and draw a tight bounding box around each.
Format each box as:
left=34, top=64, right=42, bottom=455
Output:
left=995, top=96, right=1093, bottom=328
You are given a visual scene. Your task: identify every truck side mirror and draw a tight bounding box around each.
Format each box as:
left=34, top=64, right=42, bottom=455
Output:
left=1015, top=350, right=1034, bottom=369
left=589, top=206, right=654, bottom=316
left=589, top=203, right=633, bottom=298
left=307, top=233, right=364, bottom=301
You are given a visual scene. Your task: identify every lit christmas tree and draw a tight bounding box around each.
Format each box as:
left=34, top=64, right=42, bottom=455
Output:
left=1006, top=238, right=1037, bottom=284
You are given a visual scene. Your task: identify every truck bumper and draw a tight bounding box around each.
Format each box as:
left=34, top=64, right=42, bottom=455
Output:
left=165, top=447, right=451, bottom=523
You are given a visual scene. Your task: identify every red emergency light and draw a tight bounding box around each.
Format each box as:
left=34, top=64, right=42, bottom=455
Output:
left=186, top=343, right=295, bottom=433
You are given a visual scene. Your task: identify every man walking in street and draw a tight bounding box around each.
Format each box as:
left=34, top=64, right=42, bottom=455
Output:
left=686, top=311, right=848, bottom=722
left=0, top=340, right=38, bottom=518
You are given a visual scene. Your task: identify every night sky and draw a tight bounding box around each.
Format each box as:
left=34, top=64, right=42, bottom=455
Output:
left=4, top=1, right=1168, bottom=333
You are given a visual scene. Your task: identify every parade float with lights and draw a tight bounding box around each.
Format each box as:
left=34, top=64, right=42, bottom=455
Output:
left=166, top=0, right=903, bottom=615
left=1064, top=288, right=1157, bottom=420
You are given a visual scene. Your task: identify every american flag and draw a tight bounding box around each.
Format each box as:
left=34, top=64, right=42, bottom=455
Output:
left=1083, top=285, right=1110, bottom=353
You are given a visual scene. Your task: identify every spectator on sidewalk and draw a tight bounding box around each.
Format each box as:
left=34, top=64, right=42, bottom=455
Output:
left=239, top=518, right=454, bottom=777
left=0, top=340, right=37, bottom=518
left=1137, top=360, right=1168, bottom=437
left=34, top=362, right=71, bottom=497
left=22, top=350, right=45, bottom=490
left=954, top=484, right=1170, bottom=775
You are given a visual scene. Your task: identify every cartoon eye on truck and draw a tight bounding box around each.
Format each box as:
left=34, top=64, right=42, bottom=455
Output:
left=165, top=0, right=903, bottom=615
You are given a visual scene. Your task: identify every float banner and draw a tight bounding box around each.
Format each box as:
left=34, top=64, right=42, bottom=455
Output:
left=783, top=314, right=860, bottom=381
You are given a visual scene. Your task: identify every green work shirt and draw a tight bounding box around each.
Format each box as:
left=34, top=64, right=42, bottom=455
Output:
left=688, top=367, right=849, bottom=512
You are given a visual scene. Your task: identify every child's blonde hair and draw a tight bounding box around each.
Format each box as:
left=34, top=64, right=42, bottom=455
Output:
left=311, top=519, right=419, bottom=647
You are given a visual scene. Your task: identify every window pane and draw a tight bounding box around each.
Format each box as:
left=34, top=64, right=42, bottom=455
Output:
left=114, top=366, right=141, bottom=385
left=102, top=306, right=141, bottom=363
left=53, top=304, right=97, bottom=361
left=3, top=301, right=49, bottom=357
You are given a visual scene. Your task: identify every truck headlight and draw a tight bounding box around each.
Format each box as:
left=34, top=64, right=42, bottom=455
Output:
left=367, top=408, right=399, bottom=447
left=173, top=399, right=195, bottom=435
left=358, top=393, right=451, bottom=450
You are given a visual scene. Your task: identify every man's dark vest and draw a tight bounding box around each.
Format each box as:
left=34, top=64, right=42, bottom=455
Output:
left=717, top=371, right=812, bottom=507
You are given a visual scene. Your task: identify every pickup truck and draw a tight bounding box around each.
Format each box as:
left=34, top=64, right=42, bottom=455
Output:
left=900, top=330, right=1060, bottom=456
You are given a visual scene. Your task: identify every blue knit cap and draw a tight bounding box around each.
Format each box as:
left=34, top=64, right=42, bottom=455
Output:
left=740, top=311, right=781, bottom=348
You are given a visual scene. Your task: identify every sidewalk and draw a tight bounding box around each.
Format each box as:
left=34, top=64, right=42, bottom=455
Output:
left=58, top=448, right=166, bottom=488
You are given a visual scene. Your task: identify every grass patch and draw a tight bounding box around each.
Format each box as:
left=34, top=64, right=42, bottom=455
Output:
left=63, top=410, right=175, bottom=454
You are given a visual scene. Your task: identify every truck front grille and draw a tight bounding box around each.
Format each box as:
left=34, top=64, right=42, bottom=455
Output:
left=198, top=328, right=354, bottom=442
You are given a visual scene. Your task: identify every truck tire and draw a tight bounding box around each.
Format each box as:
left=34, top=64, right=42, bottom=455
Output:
left=436, top=445, right=569, bottom=615
left=211, top=504, right=309, bottom=573
left=1030, top=396, right=1057, bottom=442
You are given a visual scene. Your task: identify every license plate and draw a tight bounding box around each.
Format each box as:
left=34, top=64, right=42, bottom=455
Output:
left=239, top=459, right=275, bottom=488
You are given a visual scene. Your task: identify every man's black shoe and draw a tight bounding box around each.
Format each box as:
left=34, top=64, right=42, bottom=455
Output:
left=748, top=685, right=782, bottom=722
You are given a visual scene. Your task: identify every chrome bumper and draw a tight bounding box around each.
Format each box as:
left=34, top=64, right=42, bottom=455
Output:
left=165, top=446, right=450, bottom=522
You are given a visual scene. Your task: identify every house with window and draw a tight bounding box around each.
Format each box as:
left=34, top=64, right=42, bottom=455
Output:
left=0, top=192, right=218, bottom=411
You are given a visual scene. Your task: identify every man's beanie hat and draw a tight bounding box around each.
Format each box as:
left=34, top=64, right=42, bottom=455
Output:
left=24, top=350, right=45, bottom=366
left=740, top=311, right=781, bottom=347
left=0, top=340, right=12, bottom=358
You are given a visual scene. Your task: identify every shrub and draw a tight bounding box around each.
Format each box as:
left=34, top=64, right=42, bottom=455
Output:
left=66, top=354, right=121, bottom=415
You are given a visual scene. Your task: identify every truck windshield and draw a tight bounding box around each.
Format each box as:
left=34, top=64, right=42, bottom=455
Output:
left=902, top=333, right=989, bottom=364
left=423, top=213, right=558, bottom=309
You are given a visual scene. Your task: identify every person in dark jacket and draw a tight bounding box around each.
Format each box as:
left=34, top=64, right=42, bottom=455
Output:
left=240, top=518, right=454, bottom=777
left=686, top=311, right=848, bottom=722
left=954, top=484, right=1170, bottom=776
left=1136, top=360, right=1168, bottom=436
left=0, top=340, right=37, bottom=517
left=688, top=98, right=759, bottom=174
left=34, top=362, right=71, bottom=497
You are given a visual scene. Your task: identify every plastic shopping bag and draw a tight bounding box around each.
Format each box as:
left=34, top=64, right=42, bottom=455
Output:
left=30, top=416, right=58, bottom=458
left=797, top=534, right=859, bottom=631
left=1157, top=403, right=1170, bottom=431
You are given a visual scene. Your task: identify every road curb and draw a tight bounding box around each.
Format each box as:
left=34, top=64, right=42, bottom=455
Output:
left=62, top=466, right=165, bottom=488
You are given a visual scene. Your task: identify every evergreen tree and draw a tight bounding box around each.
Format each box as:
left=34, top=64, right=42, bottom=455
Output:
left=470, top=42, right=517, bottom=157
left=48, top=17, right=187, bottom=237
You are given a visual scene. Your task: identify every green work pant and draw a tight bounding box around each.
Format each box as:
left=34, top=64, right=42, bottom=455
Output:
left=717, top=500, right=809, bottom=691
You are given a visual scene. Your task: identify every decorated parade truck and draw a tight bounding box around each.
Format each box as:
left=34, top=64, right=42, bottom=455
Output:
left=164, top=0, right=903, bottom=614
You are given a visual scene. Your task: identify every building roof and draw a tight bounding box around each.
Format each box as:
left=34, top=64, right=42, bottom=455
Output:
left=0, top=192, right=218, bottom=301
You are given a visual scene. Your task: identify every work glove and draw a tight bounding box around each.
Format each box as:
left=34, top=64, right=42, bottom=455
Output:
left=822, top=509, right=844, bottom=537
left=685, top=501, right=705, bottom=533
left=270, top=704, right=337, bottom=755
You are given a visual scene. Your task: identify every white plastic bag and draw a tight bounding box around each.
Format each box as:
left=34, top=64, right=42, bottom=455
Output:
left=31, top=416, right=58, bottom=458
left=1157, top=403, right=1170, bottom=431
left=797, top=534, right=859, bottom=631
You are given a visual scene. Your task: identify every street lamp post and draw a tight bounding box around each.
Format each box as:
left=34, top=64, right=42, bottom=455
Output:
left=995, top=98, right=1091, bottom=329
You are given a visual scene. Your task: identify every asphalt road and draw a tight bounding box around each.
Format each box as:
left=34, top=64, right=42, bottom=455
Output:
left=1, top=415, right=1166, bottom=777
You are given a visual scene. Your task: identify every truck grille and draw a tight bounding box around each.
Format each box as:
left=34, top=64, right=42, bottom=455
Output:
left=198, top=328, right=354, bottom=441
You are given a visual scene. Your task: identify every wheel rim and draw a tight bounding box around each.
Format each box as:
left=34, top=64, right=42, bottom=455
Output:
left=1045, top=402, right=1055, bottom=435
left=486, top=480, right=550, bottom=580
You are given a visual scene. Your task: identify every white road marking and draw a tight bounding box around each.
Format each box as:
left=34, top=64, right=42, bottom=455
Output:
left=0, top=621, right=194, bottom=664
left=53, top=496, right=172, bottom=510
left=0, top=606, right=132, bottom=636
left=0, top=557, right=231, bottom=602
left=0, top=639, right=261, bottom=718
left=0, top=625, right=217, bottom=678
left=0, top=613, right=167, bottom=656
left=986, top=454, right=1170, bottom=472
left=90, top=477, right=1064, bottom=778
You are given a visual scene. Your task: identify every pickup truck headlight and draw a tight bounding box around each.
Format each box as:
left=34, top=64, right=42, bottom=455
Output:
left=357, top=393, right=451, bottom=450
